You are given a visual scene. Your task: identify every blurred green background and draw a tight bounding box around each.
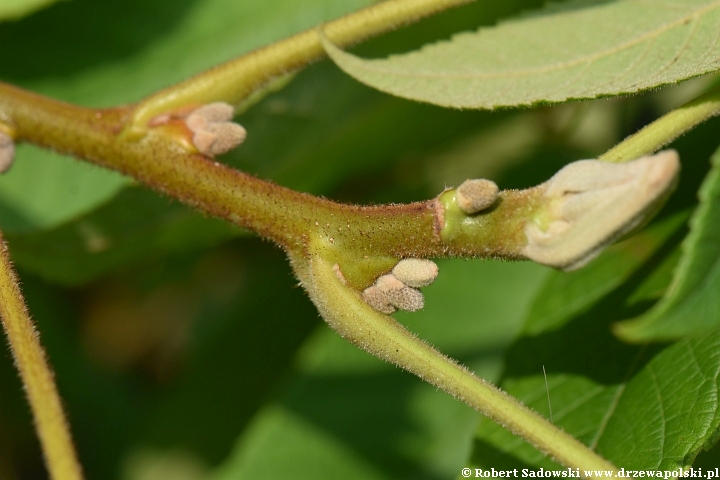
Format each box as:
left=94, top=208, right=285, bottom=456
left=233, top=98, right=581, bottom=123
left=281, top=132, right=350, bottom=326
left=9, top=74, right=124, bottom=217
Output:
left=1, top=0, right=718, bottom=478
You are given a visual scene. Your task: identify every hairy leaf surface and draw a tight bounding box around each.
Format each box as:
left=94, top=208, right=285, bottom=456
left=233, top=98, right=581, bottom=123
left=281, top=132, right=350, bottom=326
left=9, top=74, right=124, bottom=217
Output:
left=322, top=0, right=720, bottom=109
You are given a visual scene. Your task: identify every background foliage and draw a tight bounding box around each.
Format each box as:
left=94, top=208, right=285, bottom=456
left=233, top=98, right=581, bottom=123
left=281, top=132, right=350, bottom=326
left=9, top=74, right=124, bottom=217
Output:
left=1, top=0, right=719, bottom=478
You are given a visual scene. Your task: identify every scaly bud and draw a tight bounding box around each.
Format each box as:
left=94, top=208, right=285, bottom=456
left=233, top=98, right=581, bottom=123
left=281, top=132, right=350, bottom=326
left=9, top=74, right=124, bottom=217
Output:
left=375, top=274, right=425, bottom=312
left=185, top=102, right=246, bottom=157
left=362, top=285, right=397, bottom=314
left=392, top=259, right=439, bottom=288
left=456, top=178, right=499, bottom=214
left=187, top=102, right=234, bottom=125
left=523, top=150, right=680, bottom=271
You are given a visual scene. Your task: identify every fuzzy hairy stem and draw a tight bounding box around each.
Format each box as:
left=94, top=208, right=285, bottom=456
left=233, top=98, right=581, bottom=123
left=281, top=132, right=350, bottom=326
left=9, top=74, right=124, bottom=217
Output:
left=1, top=0, right=718, bottom=474
left=0, top=82, right=540, bottom=263
left=296, top=252, right=619, bottom=475
left=129, top=0, right=475, bottom=130
left=0, top=234, right=84, bottom=480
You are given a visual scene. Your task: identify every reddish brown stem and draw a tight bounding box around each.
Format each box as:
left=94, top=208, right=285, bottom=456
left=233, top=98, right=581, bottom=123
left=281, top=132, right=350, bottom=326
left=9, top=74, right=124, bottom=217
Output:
left=0, top=82, right=535, bottom=260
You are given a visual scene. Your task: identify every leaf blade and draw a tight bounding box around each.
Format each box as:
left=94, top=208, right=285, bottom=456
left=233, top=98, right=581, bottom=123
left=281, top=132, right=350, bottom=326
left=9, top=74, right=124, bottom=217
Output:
left=322, top=0, right=720, bottom=109
left=0, top=0, right=59, bottom=21
left=470, top=324, right=720, bottom=470
left=615, top=144, right=720, bottom=341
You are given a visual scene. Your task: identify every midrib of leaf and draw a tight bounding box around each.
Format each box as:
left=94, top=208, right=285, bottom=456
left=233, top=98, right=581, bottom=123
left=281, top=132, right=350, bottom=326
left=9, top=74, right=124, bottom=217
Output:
left=647, top=367, right=668, bottom=462
left=589, top=343, right=655, bottom=450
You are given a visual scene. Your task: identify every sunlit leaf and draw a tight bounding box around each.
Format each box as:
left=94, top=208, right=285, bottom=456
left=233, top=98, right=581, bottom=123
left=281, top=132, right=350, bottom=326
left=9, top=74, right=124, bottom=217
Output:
left=322, top=0, right=720, bottom=109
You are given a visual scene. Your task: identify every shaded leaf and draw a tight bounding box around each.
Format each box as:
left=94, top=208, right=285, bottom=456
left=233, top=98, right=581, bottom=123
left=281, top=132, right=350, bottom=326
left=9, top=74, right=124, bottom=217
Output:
left=615, top=145, right=720, bottom=341
left=524, top=212, right=688, bottom=336
left=224, top=63, right=501, bottom=198
left=13, top=240, right=322, bottom=479
left=322, top=0, right=720, bottom=109
left=470, top=316, right=720, bottom=471
left=467, top=124, right=720, bottom=471
left=0, top=0, right=59, bottom=21
left=0, top=145, right=128, bottom=233
left=5, top=187, right=241, bottom=285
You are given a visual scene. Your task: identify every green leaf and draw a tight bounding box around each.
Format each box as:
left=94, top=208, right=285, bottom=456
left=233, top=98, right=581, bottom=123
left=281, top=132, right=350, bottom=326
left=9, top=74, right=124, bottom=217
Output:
left=212, top=260, right=549, bottom=480
left=470, top=322, right=720, bottom=470
left=0, top=0, right=59, bottom=21
left=321, top=0, right=720, bottom=109
left=5, top=187, right=241, bottom=286
left=615, top=145, right=720, bottom=341
left=467, top=123, right=720, bottom=471
left=524, top=212, right=688, bottom=336
left=0, top=144, right=128, bottom=233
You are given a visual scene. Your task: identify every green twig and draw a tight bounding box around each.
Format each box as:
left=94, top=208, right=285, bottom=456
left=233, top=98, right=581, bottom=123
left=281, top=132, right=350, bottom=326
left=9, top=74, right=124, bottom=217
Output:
left=2, top=0, right=719, bottom=475
left=0, top=233, right=84, bottom=480
left=0, top=82, right=540, bottom=266
left=129, top=0, right=475, bottom=132
left=600, top=83, right=720, bottom=163
left=295, top=251, right=619, bottom=474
